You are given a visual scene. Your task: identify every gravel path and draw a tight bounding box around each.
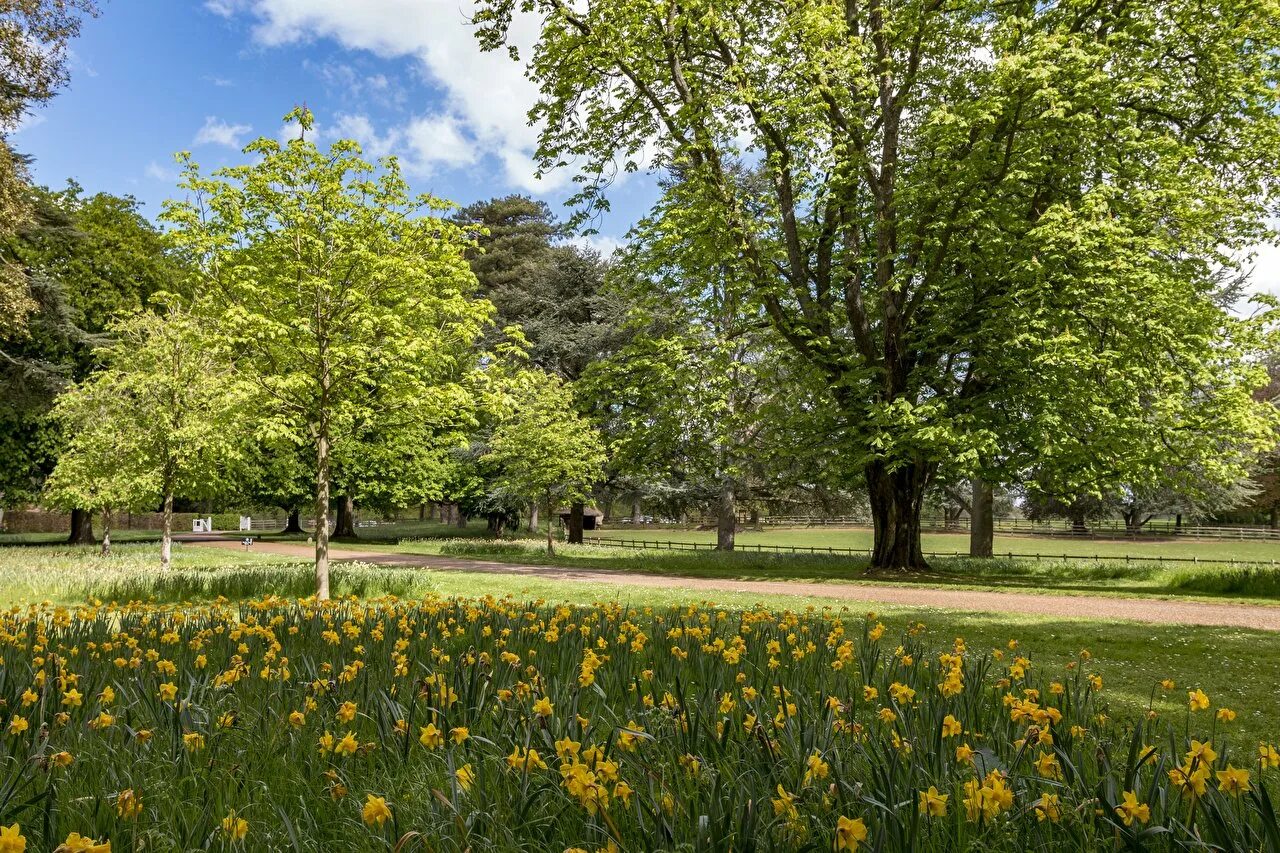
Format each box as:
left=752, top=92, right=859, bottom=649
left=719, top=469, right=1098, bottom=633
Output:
left=186, top=538, right=1280, bottom=631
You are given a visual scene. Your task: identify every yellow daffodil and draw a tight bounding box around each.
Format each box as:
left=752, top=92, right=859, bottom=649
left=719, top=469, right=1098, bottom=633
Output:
left=1114, top=791, right=1149, bottom=826
left=918, top=786, right=948, bottom=817
left=834, top=815, right=868, bottom=851
left=361, top=794, right=392, bottom=827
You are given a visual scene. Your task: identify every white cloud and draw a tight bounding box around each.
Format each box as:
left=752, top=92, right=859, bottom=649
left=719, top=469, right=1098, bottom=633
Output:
left=219, top=0, right=560, bottom=191
left=404, top=114, right=476, bottom=170
left=194, top=116, right=252, bottom=148
left=567, top=233, right=623, bottom=258
left=145, top=160, right=178, bottom=182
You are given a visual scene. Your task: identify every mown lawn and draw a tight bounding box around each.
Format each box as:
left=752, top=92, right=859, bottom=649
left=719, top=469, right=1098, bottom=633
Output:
left=382, top=538, right=1280, bottom=602
left=588, top=524, right=1280, bottom=562
left=0, top=543, right=1276, bottom=747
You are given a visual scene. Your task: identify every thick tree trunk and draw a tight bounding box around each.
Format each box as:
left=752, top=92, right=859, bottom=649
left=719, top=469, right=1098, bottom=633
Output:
left=631, top=500, right=642, bottom=524
left=1070, top=512, right=1088, bottom=535
left=67, top=508, right=94, bottom=545
left=487, top=513, right=502, bottom=535
left=315, top=428, right=332, bottom=601
left=100, top=508, right=112, bottom=557
left=567, top=502, right=584, bottom=545
left=748, top=506, right=760, bottom=525
left=528, top=503, right=539, bottom=532
left=455, top=506, right=468, bottom=529
left=1269, top=507, right=1277, bottom=530
left=334, top=495, right=357, bottom=539
left=716, top=480, right=736, bottom=551
left=866, top=461, right=930, bottom=570
left=282, top=508, right=304, bottom=534
left=418, top=503, right=426, bottom=522
left=969, top=477, right=994, bottom=558
left=160, top=491, right=173, bottom=571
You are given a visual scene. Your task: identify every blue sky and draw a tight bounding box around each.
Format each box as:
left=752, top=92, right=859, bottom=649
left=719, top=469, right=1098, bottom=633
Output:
left=10, top=0, right=655, bottom=252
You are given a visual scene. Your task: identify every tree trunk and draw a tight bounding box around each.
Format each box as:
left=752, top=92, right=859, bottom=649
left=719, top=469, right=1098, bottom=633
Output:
left=631, top=500, right=642, bottom=525
left=67, top=508, right=94, bottom=545
left=545, top=497, right=555, bottom=556
left=1070, top=512, right=1088, bottom=535
left=748, top=506, right=760, bottom=525
left=160, top=491, right=173, bottom=571
left=418, top=503, right=426, bottom=522
left=529, top=502, right=539, bottom=532
left=716, top=480, right=736, bottom=551
left=567, top=502, right=584, bottom=544
left=315, top=428, right=332, bottom=601
left=969, top=477, right=994, bottom=558
left=487, top=513, right=502, bottom=535
left=866, top=461, right=929, bottom=570
left=100, top=508, right=112, bottom=557
left=455, top=506, right=468, bottom=529
left=334, top=495, right=357, bottom=539
left=282, top=508, right=304, bottom=534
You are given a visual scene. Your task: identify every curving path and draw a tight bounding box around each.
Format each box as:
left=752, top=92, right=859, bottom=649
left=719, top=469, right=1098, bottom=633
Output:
left=184, top=537, right=1280, bottom=632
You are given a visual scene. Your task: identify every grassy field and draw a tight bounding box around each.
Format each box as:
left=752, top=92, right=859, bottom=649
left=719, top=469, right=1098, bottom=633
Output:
left=588, top=525, right=1280, bottom=562
left=0, top=542, right=1277, bottom=749
left=378, top=538, right=1280, bottom=602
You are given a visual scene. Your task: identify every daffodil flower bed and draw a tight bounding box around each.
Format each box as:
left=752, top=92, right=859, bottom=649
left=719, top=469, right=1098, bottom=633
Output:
left=0, top=596, right=1276, bottom=852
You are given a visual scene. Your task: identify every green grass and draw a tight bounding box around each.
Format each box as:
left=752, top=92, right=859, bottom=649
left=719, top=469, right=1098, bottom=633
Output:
left=0, top=543, right=1274, bottom=747
left=589, top=524, right=1280, bottom=562
left=0, top=529, right=168, bottom=545
left=378, top=537, right=1280, bottom=602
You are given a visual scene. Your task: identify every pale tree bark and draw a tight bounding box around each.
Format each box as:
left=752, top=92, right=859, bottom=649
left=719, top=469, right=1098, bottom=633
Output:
left=716, top=479, right=736, bottom=551
left=969, top=477, right=994, bottom=558
left=160, top=491, right=173, bottom=571
left=528, top=502, right=539, bottom=532
left=455, top=505, right=468, bottom=529
left=631, top=500, right=642, bottom=525
left=100, top=508, right=112, bottom=557
left=314, top=426, right=331, bottom=600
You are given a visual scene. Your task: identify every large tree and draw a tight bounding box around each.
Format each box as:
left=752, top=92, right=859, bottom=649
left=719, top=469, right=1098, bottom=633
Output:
left=453, top=195, right=632, bottom=538
left=477, top=0, right=1280, bottom=569
left=0, top=183, right=178, bottom=542
left=0, top=0, right=97, bottom=336
left=163, top=108, right=491, bottom=598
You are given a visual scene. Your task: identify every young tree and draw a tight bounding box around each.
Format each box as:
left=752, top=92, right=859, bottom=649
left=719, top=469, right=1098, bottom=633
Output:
left=44, top=305, right=244, bottom=567
left=42, top=382, right=146, bottom=556
left=163, top=108, right=491, bottom=598
left=482, top=371, right=606, bottom=555
left=476, top=0, right=1280, bottom=570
